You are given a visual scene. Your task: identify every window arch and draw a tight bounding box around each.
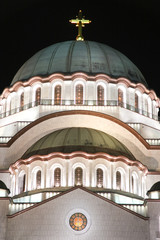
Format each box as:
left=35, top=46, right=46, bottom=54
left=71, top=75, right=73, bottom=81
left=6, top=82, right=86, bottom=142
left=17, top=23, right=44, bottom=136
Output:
left=116, top=171, right=121, bottom=190
left=36, top=170, right=41, bottom=189
left=96, top=168, right=103, bottom=188
left=54, top=168, right=61, bottom=187
left=118, top=88, right=123, bottom=107
left=147, top=97, right=152, bottom=118
left=135, top=93, right=139, bottom=112
left=76, top=84, right=83, bottom=105
left=54, top=85, right=61, bottom=105
left=97, top=85, right=104, bottom=106
left=6, top=96, right=11, bottom=116
left=145, top=98, right=149, bottom=117
left=75, top=167, right=83, bottom=186
left=1, top=99, right=6, bottom=115
left=131, top=173, right=138, bottom=194
left=20, top=92, right=24, bottom=110
left=18, top=172, right=26, bottom=194
left=35, top=88, right=41, bottom=106
left=152, top=100, right=157, bottom=119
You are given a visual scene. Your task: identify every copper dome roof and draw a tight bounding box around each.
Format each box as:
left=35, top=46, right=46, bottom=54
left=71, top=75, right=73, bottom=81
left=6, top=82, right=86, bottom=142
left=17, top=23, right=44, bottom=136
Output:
left=11, top=41, right=147, bottom=87
left=22, top=127, right=135, bottom=160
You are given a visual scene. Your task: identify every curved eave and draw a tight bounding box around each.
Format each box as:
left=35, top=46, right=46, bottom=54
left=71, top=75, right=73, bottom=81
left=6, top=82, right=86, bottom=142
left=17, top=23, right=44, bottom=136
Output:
left=11, top=71, right=147, bottom=88
left=1, top=73, right=159, bottom=105
left=9, top=151, right=148, bottom=175
left=22, top=145, right=135, bottom=161
left=0, top=110, right=160, bottom=151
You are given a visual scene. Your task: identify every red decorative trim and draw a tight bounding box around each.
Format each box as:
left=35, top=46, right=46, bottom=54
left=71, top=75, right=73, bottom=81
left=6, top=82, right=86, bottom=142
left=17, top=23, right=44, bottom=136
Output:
left=146, top=199, right=160, bottom=202
left=9, top=151, right=148, bottom=174
left=147, top=171, right=160, bottom=175
left=0, top=169, right=10, bottom=173
left=0, top=197, right=10, bottom=200
left=0, top=110, right=155, bottom=151
left=7, top=186, right=149, bottom=220
left=1, top=73, right=159, bottom=104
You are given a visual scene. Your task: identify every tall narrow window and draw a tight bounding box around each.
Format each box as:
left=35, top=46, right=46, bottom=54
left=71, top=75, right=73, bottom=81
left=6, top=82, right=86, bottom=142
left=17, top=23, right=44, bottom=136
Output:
left=76, top=84, right=83, bottom=105
left=36, top=170, right=41, bottom=189
left=18, top=173, right=26, bottom=193
left=54, top=168, right=61, bottom=187
left=146, top=99, right=149, bottom=117
left=2, top=100, right=6, bottom=115
left=116, top=171, right=121, bottom=190
left=96, top=168, right=103, bottom=188
left=22, top=174, right=26, bottom=192
left=54, top=85, right=61, bottom=105
left=131, top=175, right=137, bottom=194
left=36, top=88, right=41, bottom=106
left=75, top=167, right=83, bottom=186
left=118, top=89, right=123, bottom=107
left=20, top=92, right=24, bottom=110
left=97, top=85, right=104, bottom=106
left=135, top=93, right=139, bottom=112
left=131, top=176, right=135, bottom=194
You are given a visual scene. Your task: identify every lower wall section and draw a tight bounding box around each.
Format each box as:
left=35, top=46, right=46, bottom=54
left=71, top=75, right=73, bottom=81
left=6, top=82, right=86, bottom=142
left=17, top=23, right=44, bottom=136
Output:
left=0, top=199, right=10, bottom=240
left=6, top=188, right=149, bottom=240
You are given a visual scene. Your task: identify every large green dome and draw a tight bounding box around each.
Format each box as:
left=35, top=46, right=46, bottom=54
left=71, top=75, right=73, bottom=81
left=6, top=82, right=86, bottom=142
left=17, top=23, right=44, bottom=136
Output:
left=22, top=127, right=135, bottom=160
left=12, top=40, right=147, bottom=87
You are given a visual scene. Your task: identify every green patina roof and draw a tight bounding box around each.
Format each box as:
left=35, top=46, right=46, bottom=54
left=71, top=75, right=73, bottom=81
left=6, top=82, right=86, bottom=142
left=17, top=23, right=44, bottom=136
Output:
left=11, top=41, right=147, bottom=87
left=22, top=127, right=135, bottom=160
left=0, top=180, right=10, bottom=193
left=147, top=181, right=160, bottom=194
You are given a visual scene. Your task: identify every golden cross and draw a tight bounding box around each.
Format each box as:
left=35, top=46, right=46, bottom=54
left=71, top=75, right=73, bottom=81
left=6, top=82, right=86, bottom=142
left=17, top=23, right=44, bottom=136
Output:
left=69, top=10, right=91, bottom=41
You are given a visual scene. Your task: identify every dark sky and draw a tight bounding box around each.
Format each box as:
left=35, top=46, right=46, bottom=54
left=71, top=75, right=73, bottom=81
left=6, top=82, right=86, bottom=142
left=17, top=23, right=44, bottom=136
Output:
left=1, top=0, right=160, bottom=96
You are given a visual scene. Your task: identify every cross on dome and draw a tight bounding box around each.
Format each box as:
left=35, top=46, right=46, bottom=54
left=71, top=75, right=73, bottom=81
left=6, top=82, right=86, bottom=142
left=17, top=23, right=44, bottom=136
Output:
left=69, top=10, right=91, bottom=41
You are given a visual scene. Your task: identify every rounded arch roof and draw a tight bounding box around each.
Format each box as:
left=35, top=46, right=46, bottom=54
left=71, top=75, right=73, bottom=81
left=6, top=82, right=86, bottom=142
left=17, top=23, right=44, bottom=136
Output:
left=147, top=181, right=160, bottom=195
left=0, top=180, right=10, bottom=193
left=22, top=127, right=135, bottom=160
left=11, top=40, right=147, bottom=87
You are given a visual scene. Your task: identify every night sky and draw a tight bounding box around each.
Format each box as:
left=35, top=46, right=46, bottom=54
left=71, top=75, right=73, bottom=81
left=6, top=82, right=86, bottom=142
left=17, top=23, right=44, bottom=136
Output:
left=1, top=0, right=160, bottom=96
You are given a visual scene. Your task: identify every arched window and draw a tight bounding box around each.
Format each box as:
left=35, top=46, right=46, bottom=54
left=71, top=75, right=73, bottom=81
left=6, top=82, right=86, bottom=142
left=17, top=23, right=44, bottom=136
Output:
left=35, top=88, right=41, bottom=106
left=116, top=171, right=121, bottom=190
left=54, top=168, right=61, bottom=187
left=76, top=84, right=83, bottom=105
left=97, top=85, right=104, bottom=106
left=54, top=85, right=61, bottom=105
left=135, top=93, right=139, bottom=112
left=18, top=173, right=26, bottom=193
left=75, top=167, right=83, bottom=186
left=36, top=170, right=41, bottom=189
left=6, top=97, right=11, bottom=116
left=118, top=88, right=123, bottom=107
left=131, top=176, right=135, bottom=194
left=131, top=174, right=137, bottom=194
left=2, top=100, right=6, bottom=116
left=96, top=168, right=103, bottom=188
left=20, top=92, right=24, bottom=110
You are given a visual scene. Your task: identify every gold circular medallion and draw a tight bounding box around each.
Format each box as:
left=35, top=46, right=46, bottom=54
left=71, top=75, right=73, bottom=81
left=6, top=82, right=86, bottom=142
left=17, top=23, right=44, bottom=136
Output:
left=69, top=212, right=87, bottom=231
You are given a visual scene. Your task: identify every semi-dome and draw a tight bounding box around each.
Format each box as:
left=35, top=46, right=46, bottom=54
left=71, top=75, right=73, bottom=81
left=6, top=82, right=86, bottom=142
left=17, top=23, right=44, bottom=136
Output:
left=147, top=181, right=160, bottom=195
left=22, top=127, right=135, bottom=160
left=147, top=181, right=160, bottom=199
left=12, top=40, right=147, bottom=87
left=0, top=180, right=10, bottom=194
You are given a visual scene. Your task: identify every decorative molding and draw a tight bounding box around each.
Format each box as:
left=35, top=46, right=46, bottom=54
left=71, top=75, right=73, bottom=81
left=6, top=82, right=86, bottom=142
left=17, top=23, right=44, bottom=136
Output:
left=147, top=171, right=160, bottom=175
left=9, top=151, right=148, bottom=174
left=0, top=110, right=159, bottom=150
left=1, top=73, right=159, bottom=104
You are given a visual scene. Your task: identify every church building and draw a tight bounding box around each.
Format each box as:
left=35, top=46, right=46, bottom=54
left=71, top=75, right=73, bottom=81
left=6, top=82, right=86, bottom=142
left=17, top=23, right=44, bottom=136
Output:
left=0, top=11, right=160, bottom=239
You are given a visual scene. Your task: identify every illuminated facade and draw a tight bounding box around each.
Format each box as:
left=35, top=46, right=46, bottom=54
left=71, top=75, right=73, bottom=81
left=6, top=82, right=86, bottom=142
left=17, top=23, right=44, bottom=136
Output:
left=0, top=14, right=160, bottom=240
